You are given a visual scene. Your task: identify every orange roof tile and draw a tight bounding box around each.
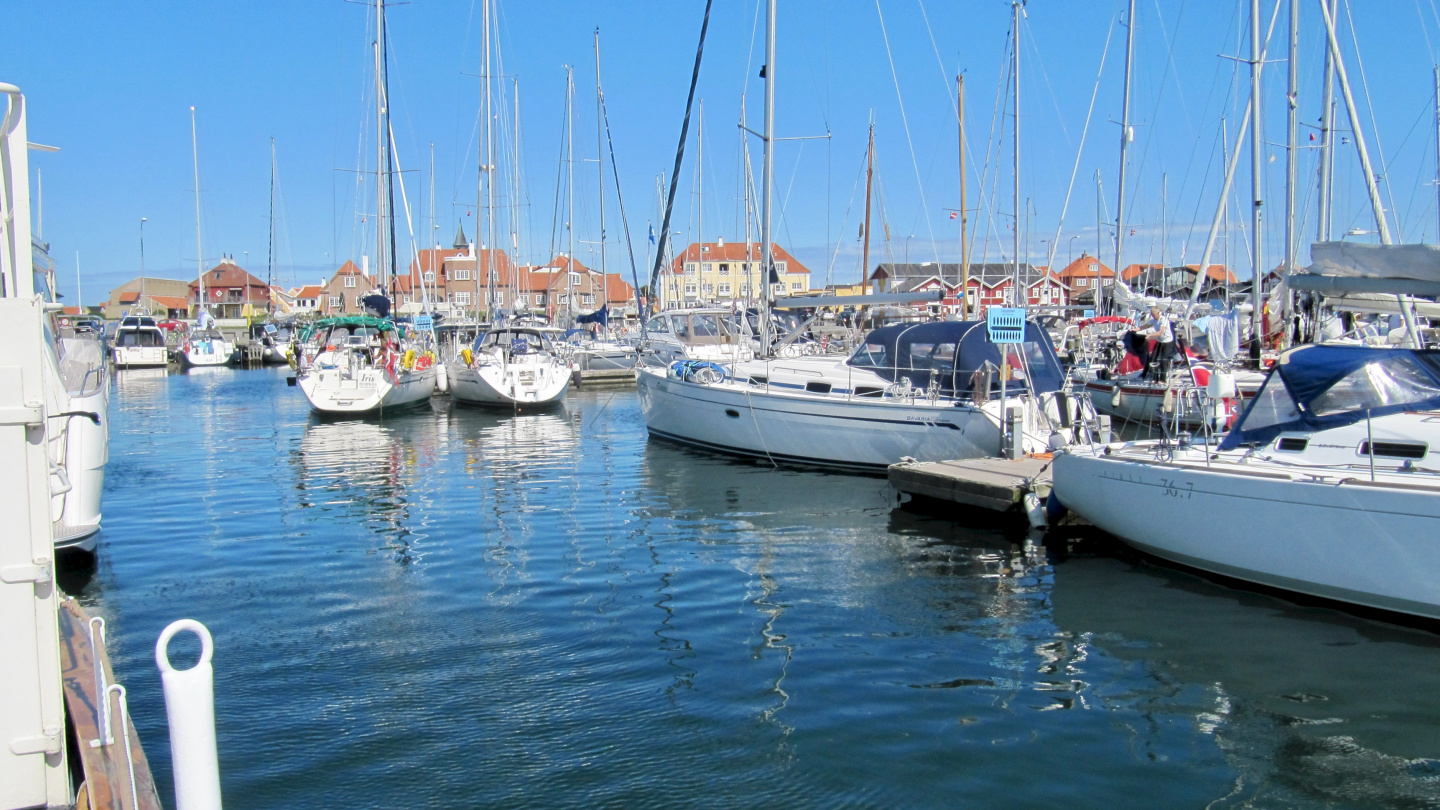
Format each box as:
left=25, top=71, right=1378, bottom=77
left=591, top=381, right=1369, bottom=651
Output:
left=668, top=242, right=811, bottom=275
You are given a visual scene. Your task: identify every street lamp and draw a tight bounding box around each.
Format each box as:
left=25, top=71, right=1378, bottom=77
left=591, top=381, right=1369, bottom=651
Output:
left=1068, top=235, right=1079, bottom=266
left=139, top=218, right=147, bottom=276
left=905, top=235, right=914, bottom=265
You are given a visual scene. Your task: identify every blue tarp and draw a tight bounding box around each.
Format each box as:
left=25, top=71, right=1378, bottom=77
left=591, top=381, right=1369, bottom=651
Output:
left=847, top=320, right=1067, bottom=396
left=576, top=305, right=609, bottom=328
left=1219, top=345, right=1440, bottom=449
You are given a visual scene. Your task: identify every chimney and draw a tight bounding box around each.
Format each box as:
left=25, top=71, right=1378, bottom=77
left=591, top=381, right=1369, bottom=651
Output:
left=716, top=236, right=724, bottom=248
left=468, top=242, right=475, bottom=258
left=361, top=255, right=370, bottom=276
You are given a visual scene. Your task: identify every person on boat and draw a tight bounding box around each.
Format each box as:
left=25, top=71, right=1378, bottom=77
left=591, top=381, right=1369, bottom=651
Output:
left=1139, top=305, right=1176, bottom=380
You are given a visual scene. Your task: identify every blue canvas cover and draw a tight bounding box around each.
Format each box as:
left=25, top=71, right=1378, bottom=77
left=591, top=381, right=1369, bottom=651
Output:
left=576, top=305, right=609, bottom=328
left=846, top=320, right=1067, bottom=396
left=1219, top=345, right=1440, bottom=449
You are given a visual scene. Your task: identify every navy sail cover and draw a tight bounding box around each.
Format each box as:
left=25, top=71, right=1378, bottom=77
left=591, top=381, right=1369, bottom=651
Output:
left=1220, top=345, right=1440, bottom=449
left=847, top=321, right=1066, bottom=395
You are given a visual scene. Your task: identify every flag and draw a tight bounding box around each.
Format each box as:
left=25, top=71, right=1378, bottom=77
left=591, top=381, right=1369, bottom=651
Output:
left=949, top=211, right=958, bottom=220
left=1309, top=132, right=1316, bottom=141
left=648, top=224, right=656, bottom=244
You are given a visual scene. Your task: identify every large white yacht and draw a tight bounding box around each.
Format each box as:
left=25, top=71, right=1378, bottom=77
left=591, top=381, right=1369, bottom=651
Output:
left=294, top=316, right=437, bottom=415
left=111, top=314, right=169, bottom=368
left=447, top=326, right=570, bottom=408
left=638, top=319, right=1095, bottom=472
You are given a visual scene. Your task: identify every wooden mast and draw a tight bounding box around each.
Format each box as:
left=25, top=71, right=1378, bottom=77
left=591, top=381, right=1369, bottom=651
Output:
left=861, top=122, right=874, bottom=291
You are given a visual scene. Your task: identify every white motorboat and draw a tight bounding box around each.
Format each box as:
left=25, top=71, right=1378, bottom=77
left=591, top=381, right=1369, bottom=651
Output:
left=448, top=326, right=570, bottom=408
left=638, top=320, right=1096, bottom=472
left=1054, top=343, right=1440, bottom=620
left=111, top=314, right=169, bottom=368
left=294, top=316, right=436, bottom=415
left=638, top=308, right=755, bottom=366
left=52, top=333, right=109, bottom=550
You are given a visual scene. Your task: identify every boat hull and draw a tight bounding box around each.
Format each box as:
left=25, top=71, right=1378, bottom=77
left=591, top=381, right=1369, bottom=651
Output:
left=447, top=359, right=569, bottom=407
left=177, top=340, right=235, bottom=368
left=299, top=366, right=436, bottom=415
left=636, top=367, right=1004, bottom=472
left=112, top=346, right=169, bottom=369
left=1052, top=450, right=1440, bottom=620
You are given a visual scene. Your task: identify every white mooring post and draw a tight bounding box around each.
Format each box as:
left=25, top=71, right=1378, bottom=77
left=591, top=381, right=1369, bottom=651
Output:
left=155, top=619, right=222, bottom=810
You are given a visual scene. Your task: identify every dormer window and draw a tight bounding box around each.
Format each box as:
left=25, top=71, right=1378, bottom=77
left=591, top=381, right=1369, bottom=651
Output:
left=569, top=272, right=582, bottom=286
left=344, top=276, right=357, bottom=288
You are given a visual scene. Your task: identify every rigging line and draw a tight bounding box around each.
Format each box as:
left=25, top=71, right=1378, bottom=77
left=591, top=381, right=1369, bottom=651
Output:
left=548, top=85, right=567, bottom=262
left=1417, top=0, right=1438, bottom=64
left=917, top=0, right=958, bottom=119
left=1042, top=7, right=1119, bottom=275
left=1344, top=0, right=1405, bottom=239
left=599, top=87, right=646, bottom=327
left=976, top=30, right=1013, bottom=262
left=777, top=142, right=807, bottom=274
left=650, top=0, right=714, bottom=293
left=1129, top=0, right=1194, bottom=222
left=873, top=0, right=941, bottom=265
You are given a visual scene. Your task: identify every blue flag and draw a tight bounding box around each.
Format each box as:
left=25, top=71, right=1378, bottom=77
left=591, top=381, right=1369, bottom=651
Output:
left=648, top=223, right=656, bottom=244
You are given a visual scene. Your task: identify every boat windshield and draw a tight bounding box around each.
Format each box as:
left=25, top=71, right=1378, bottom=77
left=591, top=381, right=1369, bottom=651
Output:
left=116, top=330, right=165, bottom=348
left=847, top=320, right=1066, bottom=397
left=478, top=330, right=550, bottom=353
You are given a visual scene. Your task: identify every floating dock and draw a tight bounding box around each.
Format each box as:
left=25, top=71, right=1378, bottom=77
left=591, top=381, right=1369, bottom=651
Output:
left=573, top=367, right=636, bottom=387
left=888, top=456, right=1054, bottom=514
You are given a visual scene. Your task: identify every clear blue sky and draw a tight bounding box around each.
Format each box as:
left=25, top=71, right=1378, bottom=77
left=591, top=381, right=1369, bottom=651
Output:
left=8, top=0, right=1440, bottom=306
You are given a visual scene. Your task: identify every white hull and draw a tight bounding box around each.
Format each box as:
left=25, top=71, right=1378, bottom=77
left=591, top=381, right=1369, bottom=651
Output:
left=636, top=366, right=1014, bottom=472
left=1053, top=450, right=1440, bottom=620
left=447, top=357, right=569, bottom=407
left=112, top=345, right=169, bottom=368
left=177, top=342, right=234, bottom=368
left=54, top=384, right=108, bottom=552
left=299, top=364, right=437, bottom=415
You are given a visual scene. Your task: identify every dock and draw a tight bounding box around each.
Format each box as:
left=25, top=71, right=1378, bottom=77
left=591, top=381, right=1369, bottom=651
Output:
left=572, top=367, right=636, bottom=387
left=888, top=456, right=1054, bottom=514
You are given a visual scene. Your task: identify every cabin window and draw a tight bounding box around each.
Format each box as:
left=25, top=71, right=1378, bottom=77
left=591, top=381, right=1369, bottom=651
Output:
left=1360, top=441, right=1427, bottom=459
left=804, top=381, right=833, bottom=394
left=1310, top=356, right=1440, bottom=417
left=854, top=386, right=884, bottom=398
left=1276, top=437, right=1308, bottom=451
left=645, top=316, right=668, bottom=333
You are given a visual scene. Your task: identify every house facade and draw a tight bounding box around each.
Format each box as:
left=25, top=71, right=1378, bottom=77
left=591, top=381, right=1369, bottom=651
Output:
left=316, top=259, right=379, bottom=315
left=103, top=277, right=190, bottom=320
left=867, top=262, right=1068, bottom=314
left=187, top=257, right=271, bottom=319
left=662, top=241, right=811, bottom=308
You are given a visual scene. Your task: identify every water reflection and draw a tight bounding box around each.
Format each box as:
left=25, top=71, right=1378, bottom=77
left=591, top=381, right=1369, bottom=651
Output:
left=1049, top=551, right=1440, bottom=807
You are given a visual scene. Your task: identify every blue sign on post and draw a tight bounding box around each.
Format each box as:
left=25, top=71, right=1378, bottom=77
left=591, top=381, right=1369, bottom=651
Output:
left=986, top=307, right=1026, bottom=344
left=413, top=315, right=433, bottom=330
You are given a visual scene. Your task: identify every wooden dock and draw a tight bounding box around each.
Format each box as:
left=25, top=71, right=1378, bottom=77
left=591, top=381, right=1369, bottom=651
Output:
left=888, top=456, right=1054, bottom=513
left=573, top=367, right=636, bottom=387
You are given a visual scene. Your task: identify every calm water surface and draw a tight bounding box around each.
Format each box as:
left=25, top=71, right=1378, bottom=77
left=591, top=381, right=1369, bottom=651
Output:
left=66, top=365, right=1440, bottom=808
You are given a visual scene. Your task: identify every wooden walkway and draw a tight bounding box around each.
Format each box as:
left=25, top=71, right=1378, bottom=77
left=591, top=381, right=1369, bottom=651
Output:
left=888, top=456, right=1054, bottom=513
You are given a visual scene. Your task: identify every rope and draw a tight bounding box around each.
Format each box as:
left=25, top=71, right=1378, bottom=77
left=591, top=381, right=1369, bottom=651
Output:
left=873, top=0, right=941, bottom=266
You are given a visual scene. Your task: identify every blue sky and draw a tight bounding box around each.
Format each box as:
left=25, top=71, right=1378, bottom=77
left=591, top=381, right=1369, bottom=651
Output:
left=8, top=0, right=1440, bottom=306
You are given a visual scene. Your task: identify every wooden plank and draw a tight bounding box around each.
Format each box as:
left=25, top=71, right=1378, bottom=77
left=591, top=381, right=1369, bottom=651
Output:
left=888, top=457, right=1054, bottom=514
left=57, top=598, right=163, bottom=810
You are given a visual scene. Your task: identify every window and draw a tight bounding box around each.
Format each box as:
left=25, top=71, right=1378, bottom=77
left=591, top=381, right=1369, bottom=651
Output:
left=683, top=284, right=697, bottom=295
left=718, top=283, right=731, bottom=295
left=517, top=294, right=528, bottom=305
left=559, top=294, right=569, bottom=304
left=740, top=283, right=750, bottom=295
left=452, top=291, right=471, bottom=305
left=423, top=271, right=435, bottom=283
left=581, top=294, right=595, bottom=305
left=328, top=295, right=341, bottom=308
left=685, top=262, right=698, bottom=276
left=535, top=293, right=547, bottom=304
left=1077, top=278, right=1088, bottom=288
left=719, top=263, right=730, bottom=275
left=775, top=261, right=787, bottom=275
left=454, top=268, right=471, bottom=281
left=702, top=284, right=714, bottom=294
left=491, top=270, right=500, bottom=282
left=703, top=263, right=713, bottom=274
left=790, top=282, right=802, bottom=291
left=344, top=276, right=356, bottom=288
left=228, top=289, right=242, bottom=302
left=569, top=272, right=582, bottom=286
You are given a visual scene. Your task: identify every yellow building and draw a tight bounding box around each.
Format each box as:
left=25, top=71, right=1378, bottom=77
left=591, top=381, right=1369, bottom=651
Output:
left=662, top=241, right=811, bottom=307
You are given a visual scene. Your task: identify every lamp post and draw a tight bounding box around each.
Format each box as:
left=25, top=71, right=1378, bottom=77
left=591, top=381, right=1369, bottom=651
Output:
left=905, top=234, right=914, bottom=265
left=1068, top=235, right=1079, bottom=266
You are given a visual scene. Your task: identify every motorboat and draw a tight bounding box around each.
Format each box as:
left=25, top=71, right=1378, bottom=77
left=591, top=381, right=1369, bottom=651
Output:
left=250, top=321, right=296, bottom=364
left=111, top=314, right=169, bottom=368
left=638, top=319, right=1098, bottom=472
left=638, top=308, right=756, bottom=365
left=294, top=316, right=437, bottom=414
left=447, top=326, right=570, bottom=407
left=1054, top=343, right=1440, bottom=620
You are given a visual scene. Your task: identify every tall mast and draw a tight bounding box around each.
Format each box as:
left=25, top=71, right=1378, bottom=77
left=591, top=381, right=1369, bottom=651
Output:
left=566, top=65, right=575, bottom=323
left=1248, top=0, right=1264, bottom=340
left=760, top=0, right=776, bottom=347
left=376, top=0, right=397, bottom=294
left=740, top=99, right=755, bottom=305
left=957, top=74, right=969, bottom=318
left=484, top=0, right=495, bottom=317
left=861, top=122, right=874, bottom=289
left=1011, top=0, right=1021, bottom=305
left=1316, top=0, right=1337, bottom=241
left=1434, top=66, right=1439, bottom=240
left=268, top=137, right=276, bottom=315
left=697, top=99, right=704, bottom=300
left=595, top=30, right=608, bottom=300
left=191, top=105, right=205, bottom=315
left=1114, top=0, right=1136, bottom=315
left=1161, top=172, right=1168, bottom=297
left=1284, top=0, right=1298, bottom=289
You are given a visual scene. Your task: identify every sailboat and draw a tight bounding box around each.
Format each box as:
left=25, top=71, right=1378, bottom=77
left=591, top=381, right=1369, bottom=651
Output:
left=635, top=0, right=1092, bottom=471
left=447, top=6, right=570, bottom=409
left=177, top=106, right=236, bottom=369
left=294, top=0, right=436, bottom=414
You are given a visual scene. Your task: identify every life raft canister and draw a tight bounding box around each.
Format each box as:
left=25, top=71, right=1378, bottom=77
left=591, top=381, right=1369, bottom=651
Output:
left=402, top=349, right=417, bottom=370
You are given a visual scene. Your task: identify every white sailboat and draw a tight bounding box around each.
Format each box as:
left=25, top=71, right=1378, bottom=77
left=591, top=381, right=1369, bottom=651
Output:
left=637, top=0, right=1090, bottom=471
left=177, top=106, right=235, bottom=369
left=294, top=0, right=436, bottom=415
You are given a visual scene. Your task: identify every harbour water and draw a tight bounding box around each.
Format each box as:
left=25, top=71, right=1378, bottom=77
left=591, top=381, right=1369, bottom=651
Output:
left=67, top=366, right=1440, bottom=808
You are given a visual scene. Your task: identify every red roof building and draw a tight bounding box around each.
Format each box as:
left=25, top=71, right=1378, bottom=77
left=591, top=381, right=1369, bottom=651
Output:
left=187, top=257, right=271, bottom=319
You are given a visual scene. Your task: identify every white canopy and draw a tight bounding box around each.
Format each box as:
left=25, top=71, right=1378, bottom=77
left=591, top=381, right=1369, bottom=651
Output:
left=1289, top=242, right=1440, bottom=296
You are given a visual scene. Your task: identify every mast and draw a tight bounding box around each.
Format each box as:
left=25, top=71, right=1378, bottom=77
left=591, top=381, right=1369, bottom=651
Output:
left=1434, top=66, right=1439, bottom=240
left=595, top=30, right=608, bottom=308
left=1011, top=0, right=1022, bottom=305
left=1249, top=0, right=1264, bottom=342
left=376, top=0, right=397, bottom=297
left=741, top=99, right=755, bottom=306
left=268, top=137, right=276, bottom=316
left=760, top=0, right=776, bottom=349
left=1114, top=0, right=1137, bottom=315
left=1284, top=0, right=1298, bottom=292
left=957, top=74, right=969, bottom=318
left=861, top=122, right=874, bottom=289
left=566, top=65, right=575, bottom=324
left=483, top=0, right=495, bottom=318
left=191, top=105, right=205, bottom=317
left=1316, top=0, right=1338, bottom=241
left=697, top=99, right=704, bottom=301
left=1161, top=172, right=1168, bottom=297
